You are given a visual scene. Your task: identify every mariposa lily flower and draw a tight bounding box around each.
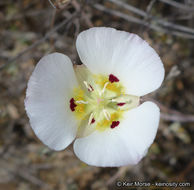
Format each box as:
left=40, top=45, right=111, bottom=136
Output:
left=25, top=27, right=164, bottom=167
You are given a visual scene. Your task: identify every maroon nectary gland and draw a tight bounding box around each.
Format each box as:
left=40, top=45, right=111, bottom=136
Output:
left=70, top=98, right=77, bottom=111
left=117, top=103, right=126, bottom=106
left=91, top=118, right=95, bottom=124
left=109, top=74, right=119, bottom=83
left=110, top=121, right=120, bottom=129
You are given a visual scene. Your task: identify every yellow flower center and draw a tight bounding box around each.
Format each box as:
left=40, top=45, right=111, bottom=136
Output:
left=69, top=65, right=139, bottom=137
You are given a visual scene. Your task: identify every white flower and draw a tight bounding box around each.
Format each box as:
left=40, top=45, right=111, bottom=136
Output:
left=25, top=27, right=165, bottom=167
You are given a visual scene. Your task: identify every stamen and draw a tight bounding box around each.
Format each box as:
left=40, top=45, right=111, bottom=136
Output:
left=99, top=82, right=109, bottom=96
left=70, top=98, right=77, bottom=111
left=110, top=121, right=120, bottom=128
left=76, top=100, right=88, bottom=104
left=109, top=74, right=119, bottom=83
left=83, top=81, right=93, bottom=92
left=103, top=109, right=110, bottom=121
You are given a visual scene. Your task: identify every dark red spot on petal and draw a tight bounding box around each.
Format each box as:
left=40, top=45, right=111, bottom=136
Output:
left=90, top=118, right=95, bottom=124
left=70, top=98, right=77, bottom=111
left=109, top=74, right=119, bottom=83
left=117, top=103, right=126, bottom=106
left=110, top=121, right=120, bottom=129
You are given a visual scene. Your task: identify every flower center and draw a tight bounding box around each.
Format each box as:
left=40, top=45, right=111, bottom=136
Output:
left=69, top=65, right=139, bottom=137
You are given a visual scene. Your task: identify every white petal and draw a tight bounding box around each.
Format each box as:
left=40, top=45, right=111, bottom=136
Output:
left=73, top=101, right=160, bottom=167
left=25, top=53, right=78, bottom=150
left=76, top=27, right=164, bottom=96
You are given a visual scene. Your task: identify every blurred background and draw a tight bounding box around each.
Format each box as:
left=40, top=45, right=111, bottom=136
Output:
left=0, top=0, right=194, bottom=189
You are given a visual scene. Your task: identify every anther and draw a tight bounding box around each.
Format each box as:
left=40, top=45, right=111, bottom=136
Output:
left=70, top=98, right=77, bottom=111
left=109, top=74, right=119, bottom=83
left=110, top=121, right=120, bottom=128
